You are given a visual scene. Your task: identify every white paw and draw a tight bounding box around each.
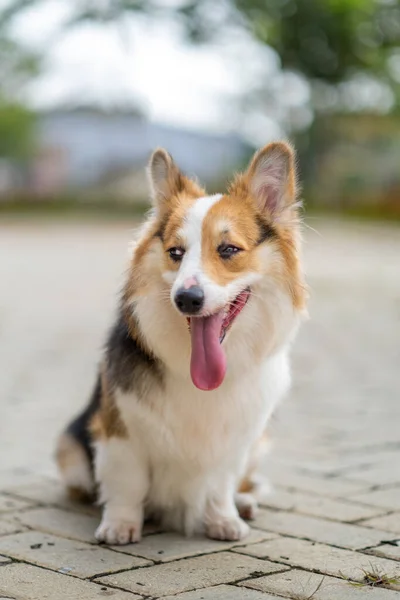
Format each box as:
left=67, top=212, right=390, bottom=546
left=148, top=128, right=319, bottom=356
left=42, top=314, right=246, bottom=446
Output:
left=206, top=516, right=249, bottom=541
left=235, top=492, right=258, bottom=521
left=95, top=518, right=142, bottom=545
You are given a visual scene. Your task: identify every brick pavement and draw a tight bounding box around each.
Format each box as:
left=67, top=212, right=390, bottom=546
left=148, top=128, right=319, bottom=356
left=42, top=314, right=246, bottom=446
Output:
left=0, top=217, right=399, bottom=598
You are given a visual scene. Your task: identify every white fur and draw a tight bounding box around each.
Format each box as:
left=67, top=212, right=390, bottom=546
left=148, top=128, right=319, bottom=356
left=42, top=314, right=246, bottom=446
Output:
left=94, top=194, right=301, bottom=544
left=165, top=194, right=263, bottom=316
left=95, top=352, right=290, bottom=542
left=162, top=194, right=222, bottom=293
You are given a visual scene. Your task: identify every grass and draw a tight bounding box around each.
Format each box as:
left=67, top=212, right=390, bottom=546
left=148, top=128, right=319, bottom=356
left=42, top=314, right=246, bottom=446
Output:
left=293, top=575, right=325, bottom=600
left=340, top=564, right=400, bottom=589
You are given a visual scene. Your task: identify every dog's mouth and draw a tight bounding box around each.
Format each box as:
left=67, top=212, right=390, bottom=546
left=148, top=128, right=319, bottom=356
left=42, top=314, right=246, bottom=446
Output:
left=187, top=288, right=250, bottom=392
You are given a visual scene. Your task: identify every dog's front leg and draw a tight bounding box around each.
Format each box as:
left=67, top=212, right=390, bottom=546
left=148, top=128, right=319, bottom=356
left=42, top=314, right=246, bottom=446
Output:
left=204, top=478, right=250, bottom=541
left=94, top=438, right=148, bottom=545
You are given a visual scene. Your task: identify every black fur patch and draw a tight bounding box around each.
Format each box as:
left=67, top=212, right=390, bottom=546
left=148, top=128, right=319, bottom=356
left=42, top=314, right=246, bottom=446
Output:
left=105, top=311, right=164, bottom=394
left=66, top=375, right=100, bottom=465
left=256, top=218, right=276, bottom=245
left=65, top=311, right=163, bottom=460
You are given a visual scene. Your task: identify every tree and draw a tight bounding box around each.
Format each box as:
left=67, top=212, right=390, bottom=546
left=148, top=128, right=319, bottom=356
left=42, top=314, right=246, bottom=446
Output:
left=0, top=31, right=39, bottom=158
left=0, top=100, right=36, bottom=159
left=1, top=0, right=399, bottom=118
left=174, top=1, right=400, bottom=83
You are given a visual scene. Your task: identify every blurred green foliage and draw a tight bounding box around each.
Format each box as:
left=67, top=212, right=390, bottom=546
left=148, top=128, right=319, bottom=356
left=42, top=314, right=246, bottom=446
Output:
left=178, top=0, right=400, bottom=85
left=0, top=101, right=35, bottom=158
left=0, top=32, right=39, bottom=158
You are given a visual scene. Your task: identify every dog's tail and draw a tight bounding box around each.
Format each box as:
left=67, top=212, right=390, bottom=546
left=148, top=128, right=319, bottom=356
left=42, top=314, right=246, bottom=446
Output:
left=55, top=375, right=100, bottom=502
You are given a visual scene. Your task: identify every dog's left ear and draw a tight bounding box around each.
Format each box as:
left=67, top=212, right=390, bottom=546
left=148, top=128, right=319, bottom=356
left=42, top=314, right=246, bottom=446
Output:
left=148, top=148, right=183, bottom=210
left=246, top=142, right=297, bottom=218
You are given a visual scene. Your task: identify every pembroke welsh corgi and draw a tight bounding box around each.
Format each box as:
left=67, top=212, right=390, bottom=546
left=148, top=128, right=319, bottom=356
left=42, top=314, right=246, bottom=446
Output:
left=56, top=142, right=307, bottom=544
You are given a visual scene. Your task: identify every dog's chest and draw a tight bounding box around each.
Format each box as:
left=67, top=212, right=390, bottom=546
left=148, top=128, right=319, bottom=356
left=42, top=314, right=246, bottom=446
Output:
left=116, top=359, right=284, bottom=468
left=118, top=377, right=266, bottom=462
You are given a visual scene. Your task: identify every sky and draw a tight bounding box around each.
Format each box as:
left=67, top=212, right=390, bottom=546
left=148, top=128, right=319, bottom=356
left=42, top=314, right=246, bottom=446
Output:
left=6, top=0, right=297, bottom=142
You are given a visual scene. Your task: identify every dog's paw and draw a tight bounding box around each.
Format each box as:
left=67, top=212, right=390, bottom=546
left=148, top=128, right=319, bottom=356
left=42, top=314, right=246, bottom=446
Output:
left=95, top=519, right=142, bottom=545
left=235, top=492, right=258, bottom=521
left=206, top=516, right=249, bottom=541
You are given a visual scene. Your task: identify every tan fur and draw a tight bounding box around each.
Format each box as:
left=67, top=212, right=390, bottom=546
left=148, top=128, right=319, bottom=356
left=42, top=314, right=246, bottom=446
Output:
left=162, top=192, right=203, bottom=266
left=202, top=195, right=267, bottom=286
left=131, top=142, right=306, bottom=306
left=100, top=364, right=128, bottom=439
left=149, top=148, right=204, bottom=211
left=238, top=431, right=270, bottom=494
left=55, top=431, right=81, bottom=472
left=55, top=432, right=94, bottom=502
left=88, top=365, right=129, bottom=442
left=227, top=142, right=307, bottom=310
left=275, top=224, right=307, bottom=311
left=89, top=410, right=105, bottom=441
left=126, top=186, right=205, bottom=304
left=123, top=220, right=161, bottom=300
left=247, top=142, right=297, bottom=202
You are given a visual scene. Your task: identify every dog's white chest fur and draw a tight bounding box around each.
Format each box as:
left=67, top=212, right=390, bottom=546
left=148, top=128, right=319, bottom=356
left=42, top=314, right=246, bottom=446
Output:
left=97, top=350, right=290, bottom=533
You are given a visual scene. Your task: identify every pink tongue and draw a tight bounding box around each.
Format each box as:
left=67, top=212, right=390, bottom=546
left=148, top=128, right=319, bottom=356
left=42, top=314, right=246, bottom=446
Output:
left=190, top=312, right=226, bottom=391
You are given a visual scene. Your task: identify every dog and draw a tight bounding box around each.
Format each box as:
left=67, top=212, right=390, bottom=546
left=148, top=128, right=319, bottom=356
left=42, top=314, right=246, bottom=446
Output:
left=56, top=141, right=307, bottom=544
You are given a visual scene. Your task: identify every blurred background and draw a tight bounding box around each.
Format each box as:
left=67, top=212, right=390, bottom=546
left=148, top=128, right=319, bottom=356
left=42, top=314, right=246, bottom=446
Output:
left=0, top=0, right=400, bottom=216
left=0, top=1, right=399, bottom=487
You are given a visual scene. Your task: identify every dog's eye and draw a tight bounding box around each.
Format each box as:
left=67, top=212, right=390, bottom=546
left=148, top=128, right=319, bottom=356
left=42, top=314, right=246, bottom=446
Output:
left=218, top=244, right=242, bottom=259
left=168, top=247, right=185, bottom=262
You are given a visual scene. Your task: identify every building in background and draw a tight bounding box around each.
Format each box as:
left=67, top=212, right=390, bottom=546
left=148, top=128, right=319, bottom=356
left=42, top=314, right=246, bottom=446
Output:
left=26, top=108, right=253, bottom=201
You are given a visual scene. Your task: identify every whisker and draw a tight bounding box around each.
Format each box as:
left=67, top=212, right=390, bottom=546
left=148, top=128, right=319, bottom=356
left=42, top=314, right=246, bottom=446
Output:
left=302, top=221, right=322, bottom=237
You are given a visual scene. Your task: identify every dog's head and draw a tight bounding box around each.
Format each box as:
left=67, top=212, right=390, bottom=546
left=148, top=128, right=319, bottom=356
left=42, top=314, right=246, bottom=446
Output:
left=127, top=143, right=307, bottom=391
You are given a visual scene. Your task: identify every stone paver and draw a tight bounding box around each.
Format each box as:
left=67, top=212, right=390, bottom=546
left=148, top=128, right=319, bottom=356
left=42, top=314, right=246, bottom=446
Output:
left=240, top=569, right=400, bottom=599
left=251, top=508, right=398, bottom=550
left=0, top=531, right=151, bottom=578
left=98, top=552, right=289, bottom=596
left=12, top=506, right=100, bottom=543
left=0, top=493, right=35, bottom=513
left=6, top=479, right=100, bottom=516
left=1, top=218, right=400, bottom=599
left=233, top=536, right=400, bottom=582
left=0, top=555, right=11, bottom=564
left=0, top=563, right=143, bottom=599
left=351, top=488, right=400, bottom=511
left=161, top=585, right=279, bottom=599
left=261, top=489, right=384, bottom=522
left=0, top=519, right=25, bottom=536
left=367, top=543, right=400, bottom=562
left=345, top=465, right=400, bottom=487
left=361, top=513, right=400, bottom=535
left=267, top=471, right=371, bottom=497
left=111, top=530, right=278, bottom=563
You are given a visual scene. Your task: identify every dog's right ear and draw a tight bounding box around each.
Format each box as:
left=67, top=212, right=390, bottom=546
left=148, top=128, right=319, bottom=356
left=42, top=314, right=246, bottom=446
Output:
left=148, top=148, right=183, bottom=209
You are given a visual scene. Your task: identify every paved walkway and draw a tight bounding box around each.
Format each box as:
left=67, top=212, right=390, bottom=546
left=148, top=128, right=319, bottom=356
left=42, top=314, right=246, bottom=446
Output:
left=0, top=217, right=399, bottom=599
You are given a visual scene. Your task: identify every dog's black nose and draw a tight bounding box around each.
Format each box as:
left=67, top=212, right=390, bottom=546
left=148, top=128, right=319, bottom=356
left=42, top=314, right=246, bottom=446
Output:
left=175, top=286, right=205, bottom=315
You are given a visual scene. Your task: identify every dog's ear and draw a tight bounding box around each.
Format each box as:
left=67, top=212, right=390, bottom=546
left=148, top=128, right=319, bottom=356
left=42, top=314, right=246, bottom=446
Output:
left=148, top=148, right=183, bottom=209
left=246, top=142, right=297, bottom=218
